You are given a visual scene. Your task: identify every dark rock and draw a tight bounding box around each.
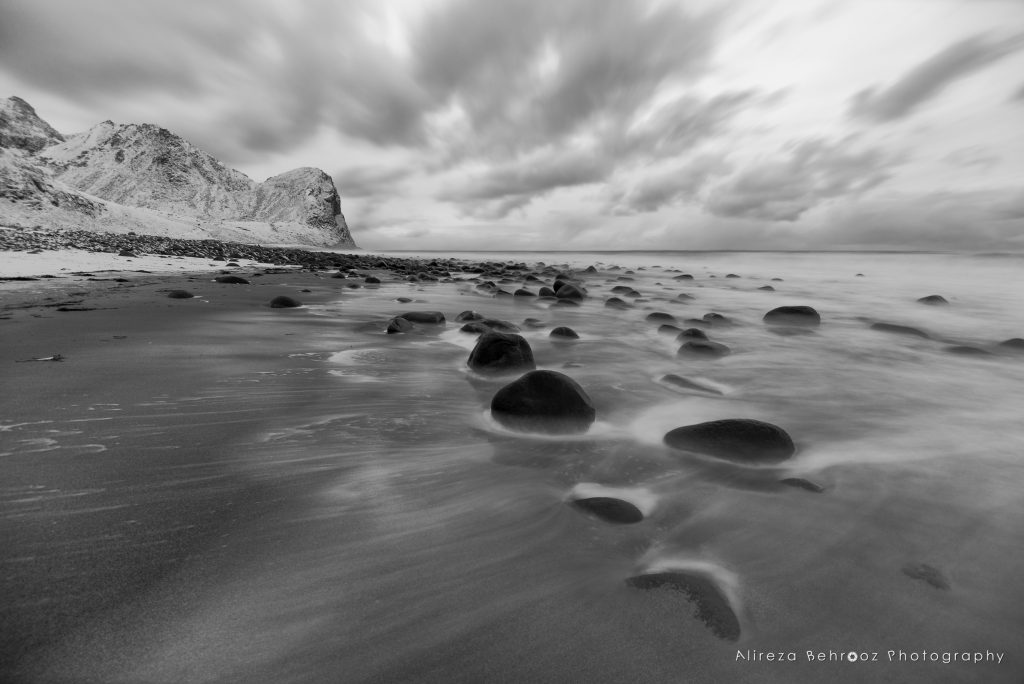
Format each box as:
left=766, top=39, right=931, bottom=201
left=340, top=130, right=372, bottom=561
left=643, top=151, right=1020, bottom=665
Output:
left=757, top=285, right=775, bottom=291
left=673, top=293, right=695, bottom=301
left=214, top=275, right=250, bottom=284
left=455, top=310, right=484, bottom=322
left=471, top=318, right=521, bottom=333
left=538, top=286, right=556, bottom=297
left=902, top=563, right=949, bottom=590
left=664, top=419, right=795, bottom=463
left=675, top=328, right=708, bottom=341
left=725, top=273, right=740, bottom=278
left=570, top=497, right=643, bottom=524
left=917, top=295, right=948, bottom=305
left=387, top=316, right=414, bottom=334
left=625, top=572, right=740, bottom=641
left=945, top=345, right=993, bottom=356
left=269, top=295, right=301, bottom=308
left=364, top=276, right=381, bottom=284
left=514, top=288, right=535, bottom=297
left=779, top=477, right=825, bottom=493
left=395, top=297, right=413, bottom=303
left=550, top=326, right=579, bottom=339
left=460, top=322, right=492, bottom=334
left=118, top=249, right=138, bottom=257
left=645, top=312, right=677, bottom=324
left=605, top=297, right=631, bottom=309
left=763, top=305, right=821, bottom=327
left=870, top=322, right=930, bottom=338
left=673, top=274, right=694, bottom=280
left=490, top=370, right=595, bottom=434
left=401, top=311, right=445, bottom=324
left=999, top=338, right=1024, bottom=350
left=468, top=331, right=536, bottom=374
left=659, top=374, right=723, bottom=395
left=657, top=324, right=682, bottom=336
left=702, top=312, right=732, bottom=326
left=166, top=290, right=194, bottom=299
left=522, top=318, right=546, bottom=328
left=556, top=283, right=585, bottom=300
left=677, top=340, right=731, bottom=358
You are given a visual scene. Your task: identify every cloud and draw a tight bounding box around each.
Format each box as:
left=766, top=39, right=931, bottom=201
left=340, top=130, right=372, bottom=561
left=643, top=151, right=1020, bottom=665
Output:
left=849, top=31, right=1024, bottom=122
left=942, top=146, right=999, bottom=170
left=437, top=146, right=610, bottom=218
left=332, top=166, right=413, bottom=199
left=607, top=155, right=733, bottom=214
left=706, top=137, right=899, bottom=221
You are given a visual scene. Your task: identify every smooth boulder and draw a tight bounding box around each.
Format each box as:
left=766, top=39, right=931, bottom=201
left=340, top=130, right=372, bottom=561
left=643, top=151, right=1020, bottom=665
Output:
left=664, top=418, right=795, bottom=463
left=214, top=275, right=249, bottom=284
left=490, top=370, right=595, bottom=434
left=570, top=497, right=643, bottom=524
left=401, top=311, right=446, bottom=324
left=677, top=340, right=730, bottom=358
left=467, top=331, right=536, bottom=374
left=917, top=295, right=948, bottom=305
left=550, top=326, right=580, bottom=339
left=763, top=305, right=820, bottom=327
left=269, top=295, right=301, bottom=308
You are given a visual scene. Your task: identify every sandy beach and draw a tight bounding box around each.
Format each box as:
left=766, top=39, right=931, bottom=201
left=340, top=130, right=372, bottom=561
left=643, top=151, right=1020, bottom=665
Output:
left=3, top=244, right=1024, bottom=683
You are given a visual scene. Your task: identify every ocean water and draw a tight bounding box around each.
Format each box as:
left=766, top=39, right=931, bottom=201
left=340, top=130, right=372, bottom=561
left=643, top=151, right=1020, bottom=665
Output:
left=4, top=250, right=1024, bottom=683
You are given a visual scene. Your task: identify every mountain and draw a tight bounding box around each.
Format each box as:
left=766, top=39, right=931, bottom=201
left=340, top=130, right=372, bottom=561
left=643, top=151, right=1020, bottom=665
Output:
left=0, top=96, right=356, bottom=248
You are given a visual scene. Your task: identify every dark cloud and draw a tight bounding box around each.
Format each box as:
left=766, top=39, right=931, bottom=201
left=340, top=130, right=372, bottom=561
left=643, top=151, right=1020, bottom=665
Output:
left=849, top=32, right=1024, bottom=122
left=607, top=156, right=732, bottom=214
left=706, top=137, right=899, bottom=221
left=438, top=147, right=610, bottom=218
left=332, top=166, right=413, bottom=199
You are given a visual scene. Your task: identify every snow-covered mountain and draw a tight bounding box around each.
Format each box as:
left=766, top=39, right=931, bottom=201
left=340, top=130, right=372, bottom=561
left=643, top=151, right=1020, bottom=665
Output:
left=0, top=96, right=356, bottom=248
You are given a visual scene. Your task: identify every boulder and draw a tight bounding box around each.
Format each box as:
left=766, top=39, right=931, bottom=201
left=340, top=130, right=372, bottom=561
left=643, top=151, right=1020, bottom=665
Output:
left=763, top=305, right=820, bottom=327
left=570, top=497, right=643, bottom=524
left=214, top=275, right=249, bottom=284
left=645, top=312, right=677, bottom=324
left=386, top=316, right=414, bottom=334
left=555, top=283, right=585, bottom=300
left=677, top=340, right=731, bottom=358
left=269, top=295, right=301, bottom=308
left=625, top=572, right=740, bottom=641
left=702, top=312, right=733, bottom=326
left=675, top=328, right=708, bottom=341
left=490, top=370, right=595, bottom=434
left=998, top=338, right=1024, bottom=350
left=401, top=311, right=445, bottom=324
left=550, top=326, right=580, bottom=339
left=166, top=290, right=194, bottom=299
left=455, top=310, right=484, bottom=322
left=604, top=297, right=631, bottom=309
left=467, top=331, right=536, bottom=374
left=917, top=295, right=948, bottom=305
left=664, top=419, right=795, bottom=463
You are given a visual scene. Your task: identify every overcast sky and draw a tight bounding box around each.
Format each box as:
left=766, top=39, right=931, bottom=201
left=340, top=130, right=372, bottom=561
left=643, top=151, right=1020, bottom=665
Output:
left=2, top=0, right=1023, bottom=251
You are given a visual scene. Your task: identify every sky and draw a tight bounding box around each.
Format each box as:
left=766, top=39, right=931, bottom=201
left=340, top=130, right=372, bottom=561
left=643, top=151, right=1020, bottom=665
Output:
left=1, top=0, right=1023, bottom=251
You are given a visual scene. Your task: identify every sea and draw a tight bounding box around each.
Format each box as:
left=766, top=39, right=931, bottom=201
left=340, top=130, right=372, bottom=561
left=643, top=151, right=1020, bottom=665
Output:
left=3, top=250, right=1023, bottom=683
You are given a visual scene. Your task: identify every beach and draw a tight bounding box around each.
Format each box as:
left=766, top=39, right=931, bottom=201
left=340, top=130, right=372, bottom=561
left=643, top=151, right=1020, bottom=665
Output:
left=2, top=240, right=1024, bottom=683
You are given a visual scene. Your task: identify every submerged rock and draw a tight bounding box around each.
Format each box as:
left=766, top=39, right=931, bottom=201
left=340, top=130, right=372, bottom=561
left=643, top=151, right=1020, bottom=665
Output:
left=214, top=275, right=249, bottom=284
left=468, top=331, right=536, bottom=373
left=555, top=283, right=585, bottom=300
left=917, top=295, right=948, bottom=305
left=570, top=497, right=643, bottom=524
left=401, top=311, right=446, bottom=324
left=945, top=345, right=993, bottom=356
left=626, top=572, right=740, bottom=641
left=659, top=374, right=723, bottom=395
left=550, top=326, right=580, bottom=339
left=702, top=312, right=733, bottom=326
left=646, top=312, right=677, bottom=324
left=999, top=338, right=1024, bottom=350
left=902, top=563, right=950, bottom=590
left=456, top=310, right=484, bottom=322
left=269, top=295, right=301, bottom=308
left=664, top=419, right=795, bottom=463
left=490, top=370, right=595, bottom=434
left=779, top=477, right=825, bottom=493
left=605, top=297, right=631, bottom=309
left=870, top=322, right=930, bottom=338
left=386, top=316, right=413, bottom=334
left=763, top=305, right=820, bottom=327
left=677, top=340, right=731, bottom=358
left=166, top=290, right=194, bottom=299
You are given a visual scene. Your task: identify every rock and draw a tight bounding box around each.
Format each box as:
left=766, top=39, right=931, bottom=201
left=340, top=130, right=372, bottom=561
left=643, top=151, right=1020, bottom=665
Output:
left=460, top=322, right=492, bottom=334
left=779, top=477, right=825, bottom=493
left=490, top=370, right=595, bottom=434
left=902, top=563, right=949, bottom=590
left=604, top=297, right=631, bottom=309
left=870, top=322, right=930, bottom=338
left=945, top=345, right=993, bottom=356
left=551, top=299, right=580, bottom=308
left=677, top=340, right=731, bottom=358
left=467, top=331, right=536, bottom=374
left=664, top=419, right=795, bottom=463
left=269, top=295, right=301, bottom=308
left=763, top=305, right=821, bottom=327
left=401, top=311, right=445, bottom=324
left=570, top=497, right=643, bottom=524
left=555, top=283, right=585, bottom=300
left=917, top=295, right=948, bottom=305
left=550, top=326, right=580, bottom=339
left=455, top=310, right=484, bottom=322
left=522, top=318, right=546, bottom=328
left=514, top=288, right=535, bottom=297
left=166, top=290, right=194, bottom=299
left=757, top=285, right=775, bottom=291
left=364, top=276, right=381, bottom=284
left=659, top=374, right=723, bottom=395
left=214, top=275, right=249, bottom=284
left=999, top=338, right=1024, bottom=350
left=625, top=572, right=740, bottom=641
left=702, top=312, right=732, bottom=326
left=673, top=274, right=694, bottom=280
left=118, top=249, right=138, bottom=257
left=675, top=328, right=708, bottom=341
left=387, top=316, right=413, bottom=334
left=657, top=324, right=682, bottom=336
left=645, top=312, right=677, bottom=324
left=673, top=293, right=695, bottom=301
left=725, top=273, right=740, bottom=278
left=538, top=286, right=556, bottom=297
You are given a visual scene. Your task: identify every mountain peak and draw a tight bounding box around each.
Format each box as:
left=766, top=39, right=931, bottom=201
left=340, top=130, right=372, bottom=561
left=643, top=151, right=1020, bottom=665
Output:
left=0, top=96, right=65, bottom=152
